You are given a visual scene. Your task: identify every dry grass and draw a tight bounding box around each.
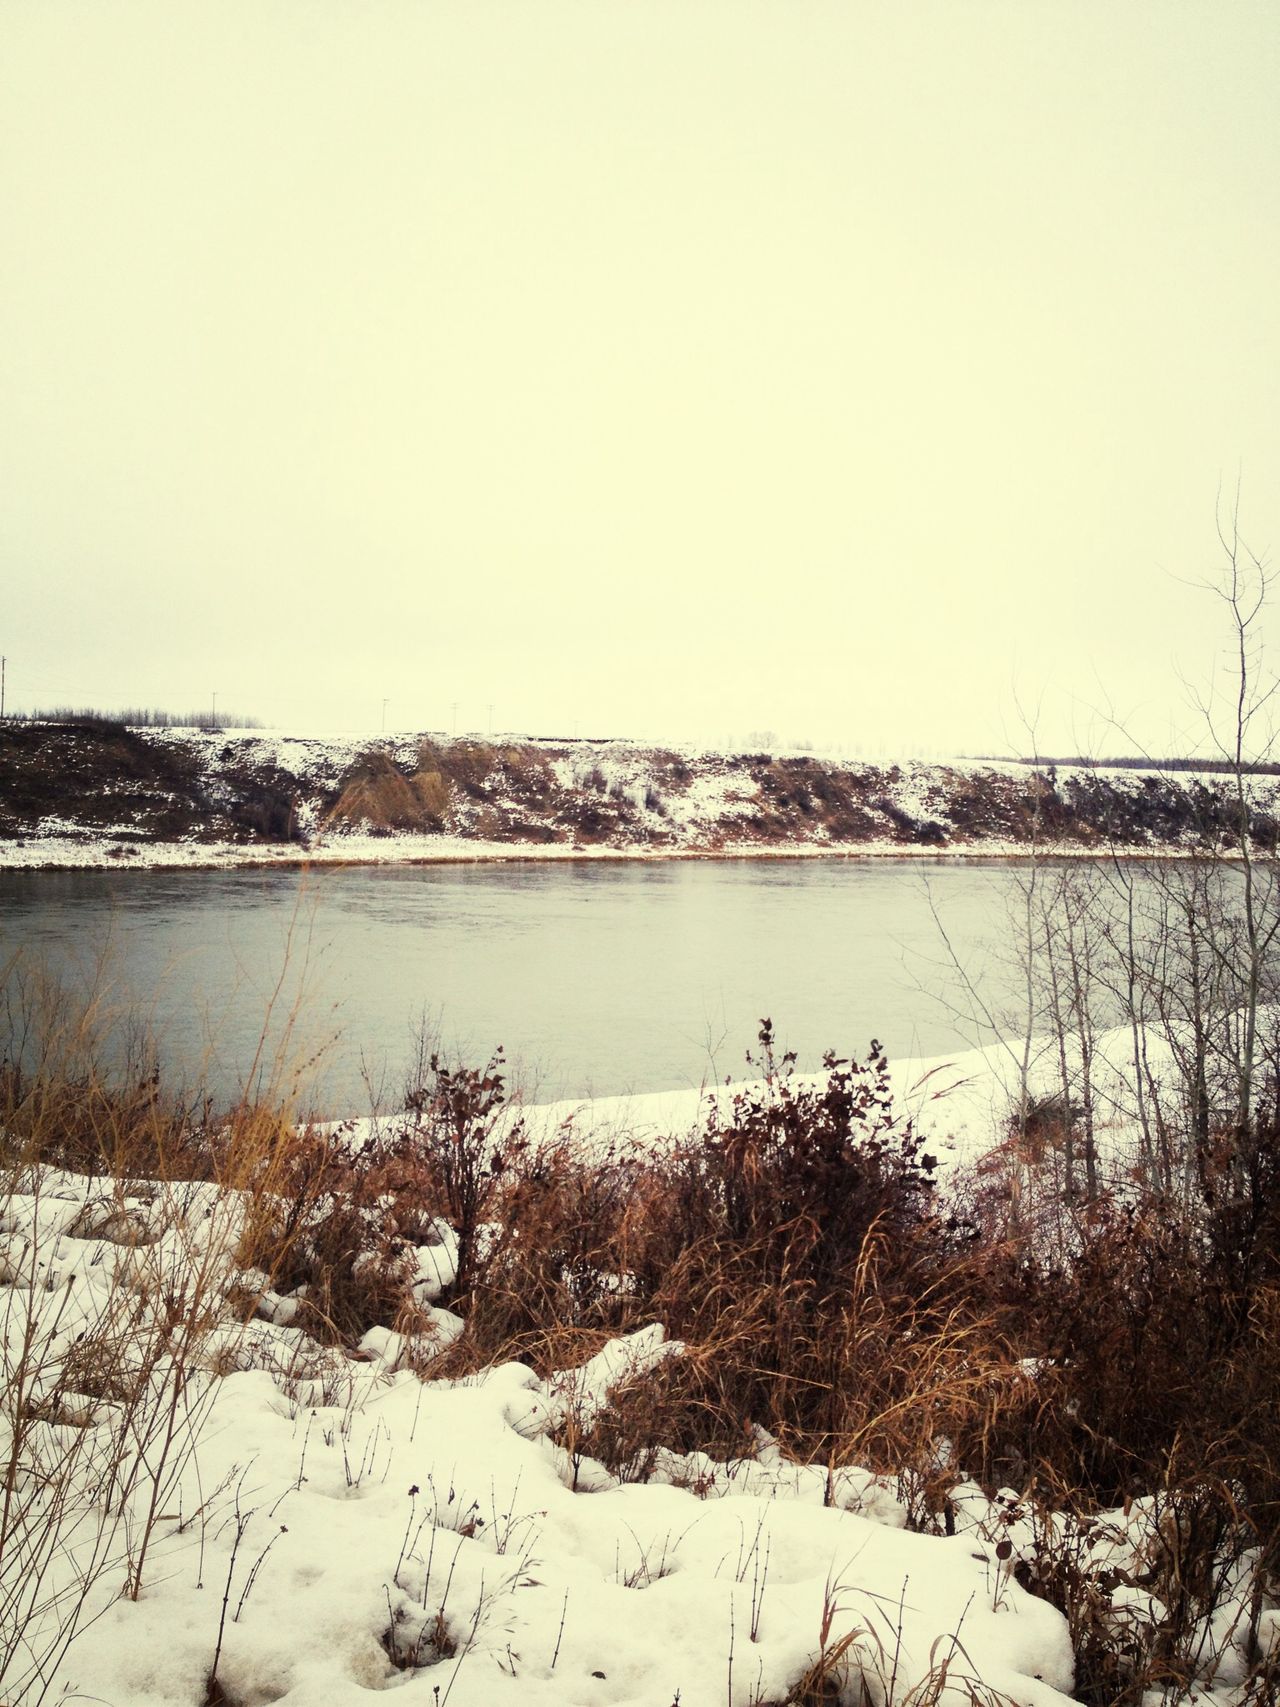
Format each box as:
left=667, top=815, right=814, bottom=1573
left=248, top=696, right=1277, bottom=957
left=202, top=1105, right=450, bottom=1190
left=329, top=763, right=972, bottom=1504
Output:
left=0, top=950, right=341, bottom=1705
left=325, top=748, right=454, bottom=833
left=324, top=739, right=565, bottom=839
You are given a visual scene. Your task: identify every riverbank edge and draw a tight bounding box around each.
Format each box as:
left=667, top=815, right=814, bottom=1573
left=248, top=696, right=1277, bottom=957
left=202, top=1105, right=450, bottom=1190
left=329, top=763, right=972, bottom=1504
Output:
left=0, top=833, right=1230, bottom=873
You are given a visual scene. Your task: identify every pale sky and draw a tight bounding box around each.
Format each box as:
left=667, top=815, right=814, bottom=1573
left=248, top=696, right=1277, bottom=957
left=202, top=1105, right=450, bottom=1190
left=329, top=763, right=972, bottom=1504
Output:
left=1, top=1, right=1277, bottom=757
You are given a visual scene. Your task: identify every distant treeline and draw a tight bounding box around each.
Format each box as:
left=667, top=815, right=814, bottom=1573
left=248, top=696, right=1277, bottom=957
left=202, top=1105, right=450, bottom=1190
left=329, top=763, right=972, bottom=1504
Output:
left=984, top=753, right=1280, bottom=777
left=8, top=707, right=264, bottom=730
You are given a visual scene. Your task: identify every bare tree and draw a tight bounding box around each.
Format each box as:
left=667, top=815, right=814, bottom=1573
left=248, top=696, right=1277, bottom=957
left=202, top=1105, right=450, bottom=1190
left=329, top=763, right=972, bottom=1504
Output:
left=1181, top=486, right=1280, bottom=1132
left=1065, top=491, right=1280, bottom=1196
left=926, top=495, right=1280, bottom=1220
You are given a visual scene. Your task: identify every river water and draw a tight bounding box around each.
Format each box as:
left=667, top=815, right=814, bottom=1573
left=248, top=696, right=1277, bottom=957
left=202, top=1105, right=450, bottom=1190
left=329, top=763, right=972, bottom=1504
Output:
left=0, top=859, right=1030, bottom=1113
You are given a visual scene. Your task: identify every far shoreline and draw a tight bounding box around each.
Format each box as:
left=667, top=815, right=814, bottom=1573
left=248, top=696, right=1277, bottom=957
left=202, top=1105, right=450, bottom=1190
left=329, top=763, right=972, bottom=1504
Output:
left=0, top=835, right=1238, bottom=875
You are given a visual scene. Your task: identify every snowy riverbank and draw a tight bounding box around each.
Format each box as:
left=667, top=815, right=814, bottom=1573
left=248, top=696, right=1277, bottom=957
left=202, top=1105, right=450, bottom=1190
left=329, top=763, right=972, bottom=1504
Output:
left=5, top=1015, right=1277, bottom=1705
left=5, top=724, right=1276, bottom=870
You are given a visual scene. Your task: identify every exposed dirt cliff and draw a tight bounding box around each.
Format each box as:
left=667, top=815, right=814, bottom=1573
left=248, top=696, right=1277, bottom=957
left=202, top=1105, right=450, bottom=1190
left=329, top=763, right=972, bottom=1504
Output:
left=2, top=722, right=1277, bottom=867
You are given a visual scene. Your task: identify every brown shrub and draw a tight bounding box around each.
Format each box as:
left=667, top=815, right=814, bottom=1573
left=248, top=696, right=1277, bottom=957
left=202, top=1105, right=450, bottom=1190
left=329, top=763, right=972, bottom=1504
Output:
left=428, top=1027, right=1017, bottom=1487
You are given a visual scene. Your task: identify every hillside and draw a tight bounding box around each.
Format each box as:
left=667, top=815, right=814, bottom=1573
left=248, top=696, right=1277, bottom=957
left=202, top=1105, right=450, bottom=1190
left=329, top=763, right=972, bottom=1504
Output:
left=2, top=721, right=1277, bottom=869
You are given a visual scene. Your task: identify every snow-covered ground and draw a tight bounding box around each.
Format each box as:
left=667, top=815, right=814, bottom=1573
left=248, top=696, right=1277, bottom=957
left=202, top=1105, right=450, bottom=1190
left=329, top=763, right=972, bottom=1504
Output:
left=0, top=829, right=1118, bottom=872
left=3, top=1165, right=1078, bottom=1707
left=4, top=1021, right=1276, bottom=1706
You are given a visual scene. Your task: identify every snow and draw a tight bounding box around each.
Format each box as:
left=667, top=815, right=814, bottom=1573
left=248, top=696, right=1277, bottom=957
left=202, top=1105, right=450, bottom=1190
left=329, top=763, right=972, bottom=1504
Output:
left=0, top=1126, right=1086, bottom=1707
left=0, top=827, right=1094, bottom=873
left=8, top=1176, right=1078, bottom=1707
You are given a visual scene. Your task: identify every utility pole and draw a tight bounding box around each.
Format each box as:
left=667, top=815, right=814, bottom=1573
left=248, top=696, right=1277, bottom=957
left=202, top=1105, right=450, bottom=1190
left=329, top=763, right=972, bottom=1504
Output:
left=381, top=697, right=389, bottom=733
left=1, top=655, right=5, bottom=720
left=487, top=702, right=494, bottom=736
left=451, top=700, right=459, bottom=736
left=211, top=690, right=217, bottom=728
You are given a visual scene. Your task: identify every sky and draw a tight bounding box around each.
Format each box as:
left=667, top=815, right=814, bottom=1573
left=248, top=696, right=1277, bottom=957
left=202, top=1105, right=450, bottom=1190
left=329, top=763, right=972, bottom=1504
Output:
left=1, top=0, right=1277, bottom=758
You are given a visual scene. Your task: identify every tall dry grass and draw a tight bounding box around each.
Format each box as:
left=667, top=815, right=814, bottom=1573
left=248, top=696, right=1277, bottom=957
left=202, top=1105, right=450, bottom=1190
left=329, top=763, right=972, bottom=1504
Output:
left=0, top=946, right=334, bottom=1707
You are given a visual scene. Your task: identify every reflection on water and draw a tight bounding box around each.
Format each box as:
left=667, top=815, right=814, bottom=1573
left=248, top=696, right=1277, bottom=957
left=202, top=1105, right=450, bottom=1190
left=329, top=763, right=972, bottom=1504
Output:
left=0, top=860, right=1026, bottom=1114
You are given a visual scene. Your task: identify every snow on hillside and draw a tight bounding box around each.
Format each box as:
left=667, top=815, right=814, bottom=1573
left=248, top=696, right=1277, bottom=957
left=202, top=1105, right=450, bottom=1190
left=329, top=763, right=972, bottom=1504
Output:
left=5, top=723, right=1279, bottom=869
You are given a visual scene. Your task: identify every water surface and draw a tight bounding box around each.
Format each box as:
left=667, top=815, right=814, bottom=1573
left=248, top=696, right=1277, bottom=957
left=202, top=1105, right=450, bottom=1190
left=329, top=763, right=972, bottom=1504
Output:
left=0, top=860, right=1027, bottom=1112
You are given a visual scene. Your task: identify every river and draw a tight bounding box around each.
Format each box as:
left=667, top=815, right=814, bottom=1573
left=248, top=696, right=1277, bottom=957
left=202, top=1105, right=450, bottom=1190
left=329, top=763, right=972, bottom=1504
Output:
left=0, top=859, right=1030, bottom=1113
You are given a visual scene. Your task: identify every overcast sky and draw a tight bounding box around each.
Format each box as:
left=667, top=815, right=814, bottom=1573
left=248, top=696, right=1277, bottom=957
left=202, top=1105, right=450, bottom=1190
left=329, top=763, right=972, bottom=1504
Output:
left=1, top=1, right=1277, bottom=756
